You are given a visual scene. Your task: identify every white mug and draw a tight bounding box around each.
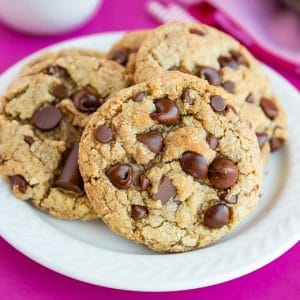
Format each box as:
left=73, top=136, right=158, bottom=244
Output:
left=0, top=0, right=101, bottom=35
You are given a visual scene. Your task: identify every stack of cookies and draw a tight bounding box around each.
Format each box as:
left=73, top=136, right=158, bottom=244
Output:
left=0, top=22, right=288, bottom=253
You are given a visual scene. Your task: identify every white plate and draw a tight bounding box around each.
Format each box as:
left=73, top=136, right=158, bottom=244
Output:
left=0, top=32, right=299, bottom=292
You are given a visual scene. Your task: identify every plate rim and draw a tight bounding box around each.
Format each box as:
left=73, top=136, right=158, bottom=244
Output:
left=0, top=31, right=299, bottom=292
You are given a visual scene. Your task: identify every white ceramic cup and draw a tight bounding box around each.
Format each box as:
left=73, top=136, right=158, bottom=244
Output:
left=0, top=0, right=101, bottom=35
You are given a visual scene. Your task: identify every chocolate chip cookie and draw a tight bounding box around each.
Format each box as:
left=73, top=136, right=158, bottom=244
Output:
left=79, top=72, right=263, bottom=252
left=108, top=30, right=148, bottom=74
left=134, top=22, right=288, bottom=164
left=0, top=52, right=130, bottom=219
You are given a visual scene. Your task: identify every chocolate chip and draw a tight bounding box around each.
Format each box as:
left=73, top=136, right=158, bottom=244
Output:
left=208, top=157, right=238, bottom=189
left=95, top=125, right=113, bottom=143
left=33, top=106, right=63, bottom=131
left=198, top=66, right=221, bottom=86
left=24, top=135, right=34, bottom=145
left=133, top=91, right=146, bottom=102
left=230, top=50, right=248, bottom=66
left=270, top=137, right=285, bottom=152
left=153, top=176, right=176, bottom=204
left=10, top=175, right=27, bottom=194
left=150, top=98, right=180, bottom=125
left=260, top=97, right=278, bottom=120
left=204, top=204, right=231, bottom=228
left=137, top=130, right=163, bottom=153
left=206, top=134, right=219, bottom=150
left=256, top=133, right=269, bottom=149
left=140, top=174, right=151, bottom=191
left=218, top=56, right=238, bottom=70
left=106, top=164, right=133, bottom=189
left=245, top=93, right=255, bottom=103
left=73, top=88, right=101, bottom=113
left=52, top=83, right=68, bottom=99
left=131, top=205, right=148, bottom=220
left=210, top=95, right=226, bottom=112
left=222, top=81, right=235, bottom=93
left=47, top=65, right=68, bottom=78
left=180, top=151, right=208, bottom=179
left=55, top=143, right=83, bottom=193
left=189, top=28, right=205, bottom=36
left=108, top=48, right=131, bottom=65
left=219, top=51, right=248, bottom=70
left=220, top=193, right=238, bottom=204
left=181, top=89, right=193, bottom=104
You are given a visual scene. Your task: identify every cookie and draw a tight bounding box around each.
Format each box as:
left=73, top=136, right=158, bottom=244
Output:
left=134, top=22, right=288, bottom=164
left=0, top=52, right=130, bottom=220
left=79, top=72, right=263, bottom=252
left=108, top=30, right=148, bottom=74
left=21, top=48, right=106, bottom=76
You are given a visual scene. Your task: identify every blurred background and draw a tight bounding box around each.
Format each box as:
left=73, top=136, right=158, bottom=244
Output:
left=0, top=0, right=299, bottom=299
left=0, top=0, right=299, bottom=88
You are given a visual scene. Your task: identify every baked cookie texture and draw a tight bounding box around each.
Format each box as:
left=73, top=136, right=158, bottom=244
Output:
left=79, top=72, right=263, bottom=252
left=21, top=48, right=106, bottom=76
left=0, top=53, right=130, bottom=220
left=108, top=30, right=148, bottom=74
left=134, top=22, right=288, bottom=164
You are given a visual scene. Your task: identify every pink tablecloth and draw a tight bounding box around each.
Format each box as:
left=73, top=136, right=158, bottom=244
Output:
left=0, top=0, right=299, bottom=299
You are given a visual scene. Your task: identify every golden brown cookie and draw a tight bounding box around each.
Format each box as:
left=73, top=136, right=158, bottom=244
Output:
left=134, top=22, right=288, bottom=164
left=79, top=72, right=263, bottom=252
left=0, top=52, right=130, bottom=220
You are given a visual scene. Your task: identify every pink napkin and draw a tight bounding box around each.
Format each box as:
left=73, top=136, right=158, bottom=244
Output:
left=180, top=0, right=300, bottom=74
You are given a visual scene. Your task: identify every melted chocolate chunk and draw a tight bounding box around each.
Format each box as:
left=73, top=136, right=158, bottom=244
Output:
left=150, top=98, right=180, bottom=125
left=153, top=176, right=176, bottom=204
left=73, top=88, right=101, bottom=113
left=256, top=133, right=269, bottom=149
left=131, top=205, right=148, bottom=220
left=47, top=65, right=68, bottom=78
left=52, top=83, right=68, bottom=99
left=181, top=89, right=193, bottom=104
left=10, top=175, right=27, bottom=194
left=33, top=106, right=63, bottom=131
left=220, top=193, right=238, bottom=204
left=270, top=137, right=285, bottom=152
left=180, top=151, right=208, bottom=179
left=260, top=97, right=278, bottom=120
left=24, top=136, right=34, bottom=145
left=204, top=204, right=231, bottom=228
left=198, top=66, right=221, bottom=86
left=189, top=28, right=205, bottom=36
left=140, top=174, right=151, bottom=191
left=55, top=143, right=84, bottom=193
left=137, top=130, right=163, bottom=153
left=210, top=95, right=226, bottom=112
left=206, top=134, right=219, bottom=150
left=95, top=125, right=113, bottom=143
left=106, top=164, right=133, bottom=189
left=222, top=81, right=235, bottom=93
left=230, top=50, right=248, bottom=66
left=218, top=56, right=238, bottom=70
left=108, top=48, right=131, bottom=65
left=208, top=157, right=238, bottom=189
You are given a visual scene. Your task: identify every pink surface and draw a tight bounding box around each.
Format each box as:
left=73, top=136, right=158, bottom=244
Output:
left=182, top=0, right=300, bottom=69
left=186, top=0, right=300, bottom=88
left=0, top=0, right=299, bottom=299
